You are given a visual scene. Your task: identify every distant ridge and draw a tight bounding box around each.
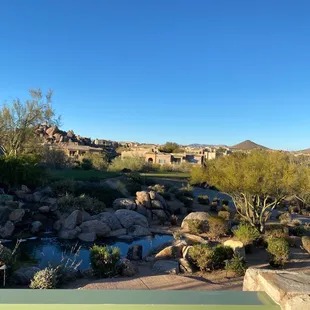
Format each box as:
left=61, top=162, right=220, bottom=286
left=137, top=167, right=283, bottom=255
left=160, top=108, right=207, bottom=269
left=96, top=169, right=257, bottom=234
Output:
left=296, top=148, right=310, bottom=154
left=231, top=140, right=269, bottom=150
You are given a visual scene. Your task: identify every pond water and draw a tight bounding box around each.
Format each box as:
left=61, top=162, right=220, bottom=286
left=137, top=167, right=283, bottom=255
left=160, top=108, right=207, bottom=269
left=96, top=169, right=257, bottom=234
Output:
left=7, top=234, right=174, bottom=270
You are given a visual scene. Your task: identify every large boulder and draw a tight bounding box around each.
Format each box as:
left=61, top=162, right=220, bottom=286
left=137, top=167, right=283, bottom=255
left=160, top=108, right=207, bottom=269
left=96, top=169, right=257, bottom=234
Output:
left=96, top=212, right=123, bottom=230
left=38, top=206, right=50, bottom=213
left=53, top=220, right=62, bottom=231
left=13, top=267, right=40, bottom=285
left=151, top=200, right=163, bottom=209
left=224, top=239, right=246, bottom=258
left=33, top=192, right=42, bottom=203
left=9, top=209, right=25, bottom=222
left=63, top=210, right=83, bottom=230
left=155, top=241, right=187, bottom=260
left=107, top=228, right=127, bottom=237
left=79, top=220, right=111, bottom=237
left=136, top=204, right=148, bottom=217
left=155, top=193, right=168, bottom=208
left=127, top=245, right=143, bottom=261
left=0, top=207, right=12, bottom=225
left=119, top=259, right=139, bottom=277
left=136, top=191, right=151, bottom=208
left=58, top=227, right=81, bottom=239
left=0, top=221, right=15, bottom=238
left=181, top=212, right=210, bottom=232
left=115, top=209, right=148, bottom=228
left=31, top=221, right=43, bottom=234
left=152, top=209, right=167, bottom=219
left=78, top=232, right=96, bottom=242
left=149, top=191, right=156, bottom=200
left=127, top=225, right=151, bottom=237
left=113, top=198, right=136, bottom=211
left=152, top=260, right=179, bottom=274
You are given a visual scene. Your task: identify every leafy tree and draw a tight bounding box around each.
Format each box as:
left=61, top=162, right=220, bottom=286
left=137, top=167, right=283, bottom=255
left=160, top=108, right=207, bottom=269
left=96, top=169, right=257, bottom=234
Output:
left=159, top=142, right=184, bottom=153
left=0, top=89, right=60, bottom=155
left=191, top=150, right=310, bottom=232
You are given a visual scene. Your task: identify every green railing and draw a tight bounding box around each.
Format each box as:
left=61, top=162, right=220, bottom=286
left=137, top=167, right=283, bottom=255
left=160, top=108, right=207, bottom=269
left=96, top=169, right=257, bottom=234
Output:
left=0, top=290, right=280, bottom=310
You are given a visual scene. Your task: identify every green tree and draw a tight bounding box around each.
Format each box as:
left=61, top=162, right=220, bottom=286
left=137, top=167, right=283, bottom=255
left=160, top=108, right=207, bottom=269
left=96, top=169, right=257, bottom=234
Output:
left=0, top=89, right=60, bottom=156
left=191, top=150, right=310, bottom=232
left=159, top=142, right=184, bottom=153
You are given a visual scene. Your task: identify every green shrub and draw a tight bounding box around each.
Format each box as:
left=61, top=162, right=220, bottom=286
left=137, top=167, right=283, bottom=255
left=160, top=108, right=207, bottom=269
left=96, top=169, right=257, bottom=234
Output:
left=211, top=245, right=234, bottom=269
left=0, top=245, right=12, bottom=265
left=126, top=172, right=144, bottom=184
left=108, top=156, right=146, bottom=172
left=41, top=148, right=68, bottom=169
left=301, top=236, right=310, bottom=253
left=233, top=223, right=260, bottom=245
left=187, top=219, right=205, bottom=235
left=51, top=179, right=82, bottom=196
left=267, top=237, right=290, bottom=267
left=175, top=189, right=194, bottom=199
left=188, top=244, right=213, bottom=271
left=218, top=211, right=230, bottom=220
left=90, top=245, right=120, bottom=278
left=197, top=195, right=210, bottom=205
left=225, top=254, right=247, bottom=276
left=82, top=152, right=108, bottom=171
left=0, top=155, right=47, bottom=188
left=126, top=181, right=142, bottom=196
left=189, top=244, right=233, bottom=271
left=264, top=224, right=289, bottom=240
left=58, top=193, right=106, bottom=214
left=208, top=216, right=228, bottom=239
left=279, top=212, right=291, bottom=224
left=30, top=267, right=60, bottom=289
left=81, top=158, right=93, bottom=170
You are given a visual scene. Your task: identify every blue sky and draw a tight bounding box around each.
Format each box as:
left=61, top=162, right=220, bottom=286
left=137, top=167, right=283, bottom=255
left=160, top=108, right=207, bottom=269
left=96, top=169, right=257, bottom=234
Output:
left=0, top=0, right=309, bottom=150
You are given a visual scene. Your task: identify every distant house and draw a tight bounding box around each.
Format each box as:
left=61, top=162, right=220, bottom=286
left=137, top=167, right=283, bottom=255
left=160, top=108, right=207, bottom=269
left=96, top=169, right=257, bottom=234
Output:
left=48, top=143, right=103, bottom=158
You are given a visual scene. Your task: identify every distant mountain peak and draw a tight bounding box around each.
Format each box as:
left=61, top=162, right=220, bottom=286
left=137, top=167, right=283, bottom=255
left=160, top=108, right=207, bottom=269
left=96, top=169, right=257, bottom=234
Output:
left=231, top=140, right=269, bottom=150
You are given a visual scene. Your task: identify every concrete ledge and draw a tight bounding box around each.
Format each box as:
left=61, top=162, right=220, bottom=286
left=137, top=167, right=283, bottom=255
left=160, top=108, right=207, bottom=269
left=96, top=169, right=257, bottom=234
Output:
left=243, top=268, right=310, bottom=310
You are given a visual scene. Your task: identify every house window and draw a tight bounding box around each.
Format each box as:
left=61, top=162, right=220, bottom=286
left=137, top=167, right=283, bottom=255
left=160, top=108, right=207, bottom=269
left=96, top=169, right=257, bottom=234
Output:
left=158, top=159, right=166, bottom=164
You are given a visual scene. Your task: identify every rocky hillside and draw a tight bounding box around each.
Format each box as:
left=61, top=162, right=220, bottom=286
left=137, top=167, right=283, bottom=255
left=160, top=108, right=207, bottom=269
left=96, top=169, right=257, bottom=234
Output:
left=231, top=140, right=269, bottom=150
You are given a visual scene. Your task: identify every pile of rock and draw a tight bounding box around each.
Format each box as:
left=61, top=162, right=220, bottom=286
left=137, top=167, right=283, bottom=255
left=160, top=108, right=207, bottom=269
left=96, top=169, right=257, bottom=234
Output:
left=55, top=209, right=151, bottom=242
left=113, top=191, right=171, bottom=221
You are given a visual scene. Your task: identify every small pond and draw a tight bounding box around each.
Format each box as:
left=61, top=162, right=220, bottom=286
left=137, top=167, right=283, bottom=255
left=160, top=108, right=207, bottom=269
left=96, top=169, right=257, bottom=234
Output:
left=6, top=234, right=174, bottom=270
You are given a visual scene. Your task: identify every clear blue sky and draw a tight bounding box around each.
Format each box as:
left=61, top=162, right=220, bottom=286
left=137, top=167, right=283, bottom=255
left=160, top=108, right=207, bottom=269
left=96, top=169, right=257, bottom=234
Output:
left=0, top=0, right=309, bottom=151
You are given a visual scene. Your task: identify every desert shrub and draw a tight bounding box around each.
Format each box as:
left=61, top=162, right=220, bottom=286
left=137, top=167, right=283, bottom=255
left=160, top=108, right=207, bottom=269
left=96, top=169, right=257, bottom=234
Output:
left=211, top=245, right=234, bottom=269
left=233, top=223, right=260, bottom=245
left=148, top=184, right=165, bottom=193
left=188, top=244, right=213, bottom=271
left=82, top=152, right=108, bottom=171
left=51, top=179, right=82, bottom=196
left=173, top=230, right=182, bottom=240
left=108, top=156, right=146, bottom=172
left=291, top=219, right=302, bottom=226
left=208, top=216, right=228, bottom=239
left=279, top=212, right=292, bottom=224
left=30, top=267, right=60, bottom=289
left=218, top=211, right=230, bottom=220
left=175, top=189, right=194, bottom=199
left=187, top=219, right=205, bottom=235
left=288, top=205, right=300, bottom=214
left=210, top=201, right=218, bottom=212
left=264, top=224, right=289, bottom=240
left=160, top=192, right=171, bottom=201
left=126, top=172, right=144, bottom=184
left=75, top=182, right=123, bottom=206
left=189, top=244, right=233, bottom=271
left=289, top=225, right=306, bottom=237
left=267, top=237, right=290, bottom=267
left=90, top=246, right=120, bottom=278
left=301, top=236, right=310, bottom=253
left=81, top=158, right=93, bottom=170
left=301, top=210, right=310, bottom=216
left=41, top=148, right=68, bottom=169
left=225, top=254, right=247, bottom=276
left=197, top=195, right=210, bottom=205
left=0, top=245, right=12, bottom=265
left=126, top=181, right=142, bottom=196
left=0, top=155, right=47, bottom=188
left=58, top=194, right=105, bottom=214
